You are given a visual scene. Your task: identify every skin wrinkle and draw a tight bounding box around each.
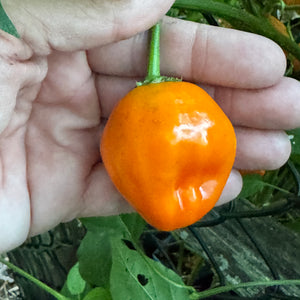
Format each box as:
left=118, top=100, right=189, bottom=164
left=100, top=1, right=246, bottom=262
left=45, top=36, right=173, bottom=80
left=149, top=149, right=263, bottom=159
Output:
left=28, top=102, right=97, bottom=170
left=110, top=0, right=126, bottom=44
left=192, top=25, right=209, bottom=84
left=28, top=105, right=73, bottom=151
left=130, top=35, right=140, bottom=78
left=214, top=86, right=236, bottom=125
left=189, top=25, right=200, bottom=83
left=23, top=90, right=42, bottom=232
left=30, top=103, right=98, bottom=154
left=24, top=129, right=33, bottom=234
left=39, top=53, right=91, bottom=105
left=20, top=58, right=46, bottom=89
left=131, top=32, right=148, bottom=78
left=0, top=88, right=17, bottom=134
left=20, top=6, right=52, bottom=55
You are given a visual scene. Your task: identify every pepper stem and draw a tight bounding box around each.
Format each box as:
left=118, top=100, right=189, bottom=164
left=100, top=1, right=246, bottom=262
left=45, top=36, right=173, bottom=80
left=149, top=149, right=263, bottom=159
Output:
left=145, top=22, right=161, bottom=82
left=137, top=22, right=181, bottom=86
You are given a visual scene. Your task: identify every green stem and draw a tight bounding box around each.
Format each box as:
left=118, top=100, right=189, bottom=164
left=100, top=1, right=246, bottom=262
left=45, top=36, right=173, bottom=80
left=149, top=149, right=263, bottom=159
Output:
left=137, top=22, right=181, bottom=86
left=0, top=257, right=70, bottom=300
left=146, top=22, right=161, bottom=82
left=173, top=0, right=300, bottom=61
left=263, top=182, right=293, bottom=195
left=196, top=279, right=300, bottom=299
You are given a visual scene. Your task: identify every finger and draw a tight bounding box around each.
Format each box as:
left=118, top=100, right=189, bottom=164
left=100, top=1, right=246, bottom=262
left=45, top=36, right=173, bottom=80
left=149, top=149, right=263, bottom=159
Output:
left=0, top=32, right=47, bottom=133
left=89, top=17, right=286, bottom=89
left=0, top=29, right=33, bottom=59
left=81, top=164, right=242, bottom=219
left=97, top=75, right=138, bottom=118
left=216, top=169, right=243, bottom=206
left=81, top=164, right=133, bottom=218
left=97, top=76, right=291, bottom=171
left=214, top=77, right=300, bottom=130
left=0, top=30, right=46, bottom=85
left=2, top=0, right=175, bottom=55
left=97, top=75, right=300, bottom=131
left=234, top=127, right=291, bottom=170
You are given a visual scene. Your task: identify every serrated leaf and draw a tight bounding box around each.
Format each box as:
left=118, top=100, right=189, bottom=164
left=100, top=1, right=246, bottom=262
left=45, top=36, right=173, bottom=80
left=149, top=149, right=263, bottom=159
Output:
left=66, top=262, right=86, bottom=296
left=83, top=287, right=112, bottom=300
left=78, top=231, right=112, bottom=288
left=0, top=2, right=19, bottom=37
left=110, top=238, right=195, bottom=300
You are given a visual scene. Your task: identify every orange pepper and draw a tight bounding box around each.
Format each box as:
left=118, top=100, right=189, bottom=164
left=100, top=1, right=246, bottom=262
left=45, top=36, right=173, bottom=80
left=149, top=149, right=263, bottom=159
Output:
left=239, top=170, right=266, bottom=176
left=100, top=81, right=236, bottom=231
left=284, top=0, right=300, bottom=4
left=267, top=15, right=289, bottom=37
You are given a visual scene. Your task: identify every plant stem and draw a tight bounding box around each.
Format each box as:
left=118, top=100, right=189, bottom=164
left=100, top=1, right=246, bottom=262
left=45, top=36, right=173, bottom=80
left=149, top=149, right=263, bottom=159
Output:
left=285, top=5, right=300, bottom=11
left=196, top=279, right=300, bottom=298
left=0, top=257, right=70, bottom=300
left=146, top=22, right=161, bottom=82
left=137, top=22, right=181, bottom=86
left=173, top=0, right=300, bottom=61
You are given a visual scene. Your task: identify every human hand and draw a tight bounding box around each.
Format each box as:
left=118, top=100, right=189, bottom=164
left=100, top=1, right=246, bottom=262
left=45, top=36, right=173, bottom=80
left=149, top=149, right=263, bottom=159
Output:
left=0, top=0, right=298, bottom=252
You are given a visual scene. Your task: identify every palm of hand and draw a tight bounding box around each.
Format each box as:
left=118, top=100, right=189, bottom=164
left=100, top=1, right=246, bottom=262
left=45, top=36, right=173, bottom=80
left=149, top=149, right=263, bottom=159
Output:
left=26, top=51, right=103, bottom=233
left=0, top=49, right=132, bottom=250
left=1, top=0, right=299, bottom=253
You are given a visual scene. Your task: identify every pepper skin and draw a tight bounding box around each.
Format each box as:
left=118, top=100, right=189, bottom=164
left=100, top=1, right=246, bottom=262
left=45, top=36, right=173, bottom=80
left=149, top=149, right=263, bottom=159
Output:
left=100, top=82, right=236, bottom=231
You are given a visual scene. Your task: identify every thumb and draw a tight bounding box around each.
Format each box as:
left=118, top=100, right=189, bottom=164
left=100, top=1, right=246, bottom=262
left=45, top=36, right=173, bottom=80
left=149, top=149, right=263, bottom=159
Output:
left=1, top=0, right=175, bottom=55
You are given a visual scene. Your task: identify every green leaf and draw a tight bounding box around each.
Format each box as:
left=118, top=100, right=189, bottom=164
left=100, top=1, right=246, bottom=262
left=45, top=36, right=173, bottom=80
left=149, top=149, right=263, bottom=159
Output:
left=239, top=174, right=265, bottom=198
left=78, top=214, right=145, bottom=288
left=80, top=216, right=124, bottom=233
left=66, top=262, right=86, bottom=296
left=109, top=237, right=196, bottom=300
left=83, top=288, right=112, bottom=300
left=78, top=215, right=197, bottom=299
left=288, top=128, right=300, bottom=154
left=80, top=213, right=146, bottom=241
left=288, top=129, right=300, bottom=164
left=77, top=231, right=112, bottom=288
left=284, top=219, right=300, bottom=234
left=0, top=2, right=19, bottom=37
left=119, top=213, right=146, bottom=241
